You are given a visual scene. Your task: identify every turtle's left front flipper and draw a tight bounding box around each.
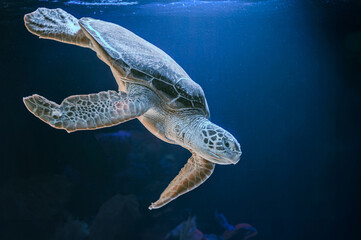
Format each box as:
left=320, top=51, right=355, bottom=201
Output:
left=23, top=90, right=149, bottom=133
left=149, top=155, right=215, bottom=210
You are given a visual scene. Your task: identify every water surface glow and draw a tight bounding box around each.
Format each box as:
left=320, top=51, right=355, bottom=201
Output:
left=1, top=0, right=295, bottom=17
left=65, top=0, right=139, bottom=6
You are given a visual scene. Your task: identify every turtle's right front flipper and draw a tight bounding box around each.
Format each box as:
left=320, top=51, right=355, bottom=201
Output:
left=24, top=8, right=90, bottom=48
left=23, top=90, right=149, bottom=133
left=149, top=154, right=215, bottom=210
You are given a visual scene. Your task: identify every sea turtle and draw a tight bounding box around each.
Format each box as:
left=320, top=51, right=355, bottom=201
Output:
left=23, top=8, right=242, bottom=210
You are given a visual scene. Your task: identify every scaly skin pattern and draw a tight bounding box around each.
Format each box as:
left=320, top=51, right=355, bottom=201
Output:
left=149, top=154, right=215, bottom=209
left=23, top=8, right=242, bottom=210
left=24, top=8, right=90, bottom=48
left=23, top=90, right=149, bottom=133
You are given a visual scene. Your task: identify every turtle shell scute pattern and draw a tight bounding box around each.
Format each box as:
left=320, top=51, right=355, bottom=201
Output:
left=151, top=78, right=179, bottom=101
left=80, top=18, right=209, bottom=115
left=127, top=68, right=208, bottom=114
left=173, top=78, right=207, bottom=109
left=128, top=68, right=153, bottom=82
left=152, top=77, right=207, bottom=112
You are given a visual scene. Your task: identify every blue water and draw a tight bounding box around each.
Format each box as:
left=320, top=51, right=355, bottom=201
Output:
left=1, top=1, right=361, bottom=240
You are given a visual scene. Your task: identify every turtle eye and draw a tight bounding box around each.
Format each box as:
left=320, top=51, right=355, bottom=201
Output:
left=223, top=138, right=231, bottom=149
left=223, top=138, right=237, bottom=152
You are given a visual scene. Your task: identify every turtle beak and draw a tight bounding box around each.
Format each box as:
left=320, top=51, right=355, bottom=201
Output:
left=231, top=140, right=242, bottom=164
left=208, top=152, right=236, bottom=165
left=231, top=150, right=241, bottom=164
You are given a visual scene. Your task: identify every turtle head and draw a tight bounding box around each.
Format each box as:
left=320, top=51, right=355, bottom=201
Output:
left=194, top=121, right=241, bottom=165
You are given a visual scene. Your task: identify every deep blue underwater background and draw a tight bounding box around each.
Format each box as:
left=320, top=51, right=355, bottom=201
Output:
left=1, top=0, right=361, bottom=240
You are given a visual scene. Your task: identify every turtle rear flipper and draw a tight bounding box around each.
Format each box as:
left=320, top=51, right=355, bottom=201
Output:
left=23, top=90, right=150, bottom=133
left=24, top=8, right=90, bottom=48
left=149, top=154, right=215, bottom=210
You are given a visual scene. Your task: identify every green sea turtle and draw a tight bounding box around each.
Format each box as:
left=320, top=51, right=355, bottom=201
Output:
left=23, top=8, right=241, bottom=210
